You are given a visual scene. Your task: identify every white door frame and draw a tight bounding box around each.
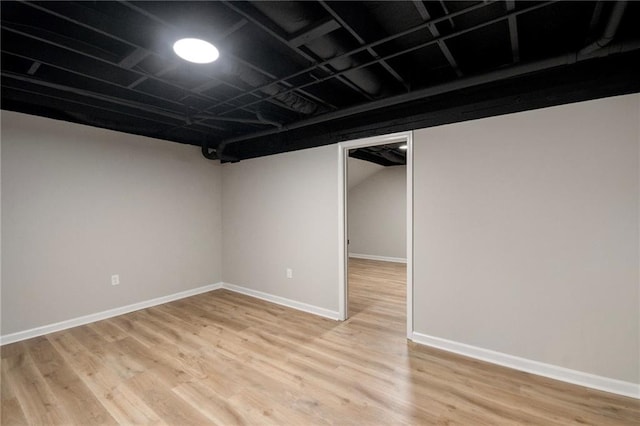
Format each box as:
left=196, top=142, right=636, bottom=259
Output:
left=338, top=131, right=413, bottom=338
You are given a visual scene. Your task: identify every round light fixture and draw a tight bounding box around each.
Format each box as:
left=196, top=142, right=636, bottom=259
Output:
left=398, top=144, right=408, bottom=150
left=173, top=38, right=219, bottom=64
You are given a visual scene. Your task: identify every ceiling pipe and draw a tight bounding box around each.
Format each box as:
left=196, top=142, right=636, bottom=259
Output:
left=580, top=1, right=628, bottom=55
left=250, top=1, right=387, bottom=97
left=201, top=142, right=218, bottom=160
left=211, top=1, right=633, bottom=162
left=201, top=141, right=238, bottom=162
left=217, top=60, right=320, bottom=115
left=218, top=1, right=556, bottom=118
left=193, top=113, right=278, bottom=126
left=212, top=40, right=639, bottom=160
left=208, top=0, right=495, bottom=115
left=256, top=111, right=283, bottom=129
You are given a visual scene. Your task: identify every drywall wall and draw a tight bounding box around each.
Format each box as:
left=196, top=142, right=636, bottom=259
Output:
left=413, top=93, right=639, bottom=384
left=222, top=145, right=339, bottom=315
left=1, top=111, right=222, bottom=335
left=348, top=165, right=406, bottom=260
left=0, top=113, right=3, bottom=328
left=347, top=156, right=383, bottom=189
left=2, top=92, right=637, bottom=392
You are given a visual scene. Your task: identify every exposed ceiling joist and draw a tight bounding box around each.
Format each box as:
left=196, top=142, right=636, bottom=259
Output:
left=118, top=47, right=150, bottom=69
left=216, top=1, right=560, bottom=123
left=1, top=0, right=637, bottom=163
left=412, top=0, right=462, bottom=77
left=222, top=0, right=377, bottom=101
left=319, top=1, right=408, bottom=88
left=505, top=0, right=520, bottom=63
left=288, top=18, right=341, bottom=48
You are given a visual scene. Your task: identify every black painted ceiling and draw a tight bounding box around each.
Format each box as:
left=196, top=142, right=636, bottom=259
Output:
left=2, top=1, right=639, bottom=163
left=351, top=143, right=407, bottom=167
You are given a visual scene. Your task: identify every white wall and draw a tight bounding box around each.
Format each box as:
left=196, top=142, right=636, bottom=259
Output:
left=2, top=93, right=638, bottom=393
left=348, top=165, right=406, bottom=260
left=413, top=94, right=639, bottom=385
left=1, top=111, right=223, bottom=335
left=221, top=145, right=339, bottom=316
left=347, top=156, right=383, bottom=189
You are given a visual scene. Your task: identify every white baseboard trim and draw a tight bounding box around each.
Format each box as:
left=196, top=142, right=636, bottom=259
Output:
left=222, top=282, right=340, bottom=321
left=349, top=253, right=407, bottom=263
left=411, top=332, right=640, bottom=399
left=0, top=282, right=223, bottom=346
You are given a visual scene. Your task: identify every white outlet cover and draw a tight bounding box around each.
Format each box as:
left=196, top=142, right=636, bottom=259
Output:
left=111, top=274, right=120, bottom=285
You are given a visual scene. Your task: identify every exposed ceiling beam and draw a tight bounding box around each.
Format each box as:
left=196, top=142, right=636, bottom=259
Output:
left=218, top=1, right=558, bottom=117
left=118, top=47, right=149, bottom=69
left=288, top=17, right=341, bottom=47
left=18, top=1, right=237, bottom=93
left=193, top=115, right=278, bottom=126
left=114, top=1, right=336, bottom=140
left=506, top=0, right=520, bottom=63
left=412, top=0, right=463, bottom=77
left=128, top=63, right=178, bottom=89
left=217, top=39, right=640, bottom=149
left=217, top=18, right=248, bottom=40
left=2, top=84, right=211, bottom=135
left=210, top=1, right=497, bottom=116
left=3, top=0, right=635, bottom=163
left=221, top=0, right=376, bottom=101
left=190, top=80, right=222, bottom=94
left=0, top=32, right=208, bottom=112
left=17, top=0, right=289, bottom=118
left=319, top=1, right=408, bottom=88
left=1, top=71, right=213, bottom=127
left=227, top=53, right=336, bottom=111
left=7, top=4, right=232, bottom=99
left=26, top=61, right=41, bottom=75
left=126, top=75, right=147, bottom=89
left=439, top=0, right=455, bottom=28
left=118, top=0, right=336, bottom=114
left=2, top=70, right=275, bottom=136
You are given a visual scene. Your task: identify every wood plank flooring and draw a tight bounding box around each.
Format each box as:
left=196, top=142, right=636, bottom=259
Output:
left=2, top=258, right=639, bottom=424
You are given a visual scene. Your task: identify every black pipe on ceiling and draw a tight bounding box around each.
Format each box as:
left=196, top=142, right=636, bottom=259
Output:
left=580, top=1, right=628, bottom=55
left=217, top=59, right=320, bottom=116
left=210, top=39, right=639, bottom=161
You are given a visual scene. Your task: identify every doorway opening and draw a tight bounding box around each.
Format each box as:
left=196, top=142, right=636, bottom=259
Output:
left=338, top=131, right=413, bottom=338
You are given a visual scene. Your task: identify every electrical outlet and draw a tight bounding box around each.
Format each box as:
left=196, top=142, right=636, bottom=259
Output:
left=286, top=268, right=293, bottom=279
left=111, top=274, right=120, bottom=286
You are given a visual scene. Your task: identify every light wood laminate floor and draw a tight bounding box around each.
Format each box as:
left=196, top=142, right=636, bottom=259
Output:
left=2, top=258, right=639, bottom=424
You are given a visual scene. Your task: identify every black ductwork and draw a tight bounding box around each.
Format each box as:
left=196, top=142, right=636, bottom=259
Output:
left=202, top=142, right=218, bottom=160
left=217, top=40, right=640, bottom=151
left=580, top=1, right=628, bottom=55
left=217, top=60, right=321, bottom=115
left=3, top=1, right=638, bottom=166
left=202, top=141, right=239, bottom=163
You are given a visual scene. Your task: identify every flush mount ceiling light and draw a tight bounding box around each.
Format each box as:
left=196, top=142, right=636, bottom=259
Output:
left=398, top=144, right=408, bottom=150
left=173, top=38, right=219, bottom=64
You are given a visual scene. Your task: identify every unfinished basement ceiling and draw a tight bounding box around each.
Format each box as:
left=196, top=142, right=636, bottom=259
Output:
left=350, top=143, right=406, bottom=167
left=1, top=1, right=639, bottom=163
